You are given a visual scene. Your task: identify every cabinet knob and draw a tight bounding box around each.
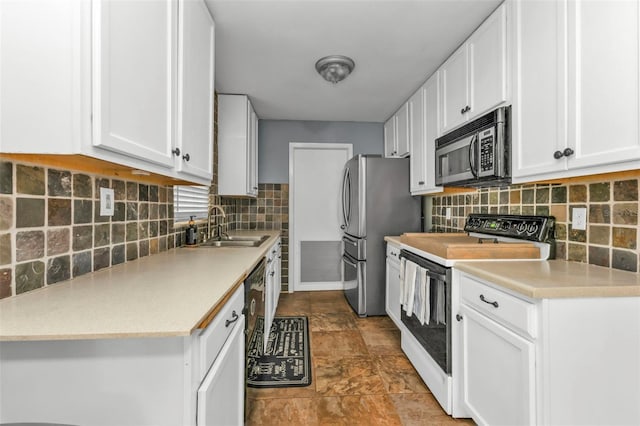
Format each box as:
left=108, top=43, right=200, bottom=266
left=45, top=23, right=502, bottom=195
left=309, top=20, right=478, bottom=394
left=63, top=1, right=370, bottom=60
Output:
left=182, top=153, right=190, bottom=162
left=563, top=147, right=574, bottom=157
left=418, top=181, right=425, bottom=185
left=456, top=314, right=463, bottom=322
left=465, top=105, right=471, bottom=112
left=460, top=107, right=466, bottom=115
left=270, top=271, right=275, bottom=277
left=172, top=148, right=181, bottom=156
left=553, top=150, right=564, bottom=159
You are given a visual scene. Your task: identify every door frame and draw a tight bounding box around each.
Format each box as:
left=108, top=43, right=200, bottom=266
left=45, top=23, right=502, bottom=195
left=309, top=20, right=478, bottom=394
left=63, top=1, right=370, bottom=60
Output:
left=288, top=142, right=353, bottom=293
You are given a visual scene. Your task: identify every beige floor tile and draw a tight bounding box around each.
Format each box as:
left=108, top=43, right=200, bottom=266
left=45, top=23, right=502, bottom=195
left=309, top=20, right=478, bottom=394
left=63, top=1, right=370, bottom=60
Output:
left=353, top=314, right=398, bottom=331
left=313, top=355, right=386, bottom=396
left=360, top=327, right=404, bottom=355
left=311, top=330, right=368, bottom=357
left=373, top=354, right=430, bottom=394
left=309, top=312, right=358, bottom=332
left=389, top=394, right=475, bottom=425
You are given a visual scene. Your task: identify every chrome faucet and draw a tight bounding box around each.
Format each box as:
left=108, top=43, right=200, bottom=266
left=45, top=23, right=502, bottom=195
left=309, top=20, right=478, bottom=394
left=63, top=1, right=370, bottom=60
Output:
left=207, top=205, right=228, bottom=240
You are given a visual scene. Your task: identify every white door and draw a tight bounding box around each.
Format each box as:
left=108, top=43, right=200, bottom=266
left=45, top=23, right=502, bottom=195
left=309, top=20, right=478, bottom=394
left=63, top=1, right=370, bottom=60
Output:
left=289, top=143, right=352, bottom=292
left=440, top=44, right=469, bottom=134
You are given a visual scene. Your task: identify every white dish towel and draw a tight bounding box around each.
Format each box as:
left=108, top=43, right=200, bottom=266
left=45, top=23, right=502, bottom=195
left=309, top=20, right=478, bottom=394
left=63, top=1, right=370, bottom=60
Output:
left=402, top=260, right=418, bottom=316
left=418, top=268, right=431, bottom=325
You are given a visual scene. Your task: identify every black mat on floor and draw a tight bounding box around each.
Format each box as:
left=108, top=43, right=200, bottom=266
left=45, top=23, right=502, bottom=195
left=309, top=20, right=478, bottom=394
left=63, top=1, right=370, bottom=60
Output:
left=247, top=316, right=312, bottom=388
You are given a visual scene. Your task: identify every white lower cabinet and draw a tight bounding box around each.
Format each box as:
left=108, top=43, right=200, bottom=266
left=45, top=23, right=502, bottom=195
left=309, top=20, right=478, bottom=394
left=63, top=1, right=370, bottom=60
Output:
left=385, top=242, right=402, bottom=328
left=0, top=286, right=245, bottom=426
left=460, top=305, right=535, bottom=426
left=197, top=314, right=245, bottom=426
left=264, top=237, right=282, bottom=350
left=455, top=270, right=640, bottom=426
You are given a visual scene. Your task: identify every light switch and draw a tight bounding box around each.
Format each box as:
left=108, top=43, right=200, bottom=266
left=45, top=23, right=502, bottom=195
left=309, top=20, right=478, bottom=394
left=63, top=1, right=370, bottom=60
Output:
left=572, top=207, right=587, bottom=230
left=100, top=187, right=115, bottom=216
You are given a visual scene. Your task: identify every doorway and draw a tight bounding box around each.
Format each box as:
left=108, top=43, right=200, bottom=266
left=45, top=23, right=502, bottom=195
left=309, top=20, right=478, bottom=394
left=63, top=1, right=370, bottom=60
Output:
left=289, top=143, right=353, bottom=292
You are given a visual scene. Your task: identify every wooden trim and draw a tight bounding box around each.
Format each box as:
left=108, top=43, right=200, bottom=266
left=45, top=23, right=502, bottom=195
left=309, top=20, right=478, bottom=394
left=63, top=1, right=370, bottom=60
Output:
left=534, top=169, right=640, bottom=185
left=0, top=153, right=199, bottom=185
left=196, top=275, right=246, bottom=330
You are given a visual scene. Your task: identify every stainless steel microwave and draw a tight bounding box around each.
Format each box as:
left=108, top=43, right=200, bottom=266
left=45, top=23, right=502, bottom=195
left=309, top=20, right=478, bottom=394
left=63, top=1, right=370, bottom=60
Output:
left=435, top=106, right=511, bottom=187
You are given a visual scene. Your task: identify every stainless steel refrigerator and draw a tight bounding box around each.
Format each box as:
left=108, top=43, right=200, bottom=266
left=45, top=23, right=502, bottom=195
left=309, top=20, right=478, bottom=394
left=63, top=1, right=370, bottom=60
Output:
left=340, top=155, right=421, bottom=316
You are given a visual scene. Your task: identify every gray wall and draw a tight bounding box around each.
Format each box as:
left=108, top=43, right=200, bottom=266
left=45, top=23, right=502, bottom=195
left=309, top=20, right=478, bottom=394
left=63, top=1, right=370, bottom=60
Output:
left=258, top=120, right=384, bottom=183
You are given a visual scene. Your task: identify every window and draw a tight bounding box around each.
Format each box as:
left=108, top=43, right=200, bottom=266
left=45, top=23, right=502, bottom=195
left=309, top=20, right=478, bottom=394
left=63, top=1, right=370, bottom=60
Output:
left=173, top=185, right=209, bottom=222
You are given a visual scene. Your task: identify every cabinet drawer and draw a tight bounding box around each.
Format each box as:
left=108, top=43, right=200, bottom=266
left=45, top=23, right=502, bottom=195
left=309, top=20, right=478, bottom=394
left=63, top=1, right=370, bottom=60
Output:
left=386, top=243, right=401, bottom=262
left=461, top=274, right=536, bottom=339
left=199, top=285, right=244, bottom=378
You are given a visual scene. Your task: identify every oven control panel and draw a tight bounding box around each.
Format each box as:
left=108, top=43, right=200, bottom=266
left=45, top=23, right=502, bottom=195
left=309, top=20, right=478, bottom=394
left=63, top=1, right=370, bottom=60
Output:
left=464, top=214, right=555, bottom=243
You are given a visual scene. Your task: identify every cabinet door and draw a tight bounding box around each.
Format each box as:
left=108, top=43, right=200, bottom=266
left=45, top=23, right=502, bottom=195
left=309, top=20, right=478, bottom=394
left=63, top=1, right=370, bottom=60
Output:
left=385, top=257, right=401, bottom=328
left=92, top=0, right=176, bottom=167
left=176, top=0, right=214, bottom=180
left=461, top=305, right=535, bottom=426
left=440, top=44, right=469, bottom=134
left=246, top=104, right=259, bottom=196
left=197, top=316, right=245, bottom=426
left=424, top=72, right=442, bottom=194
left=566, top=0, right=640, bottom=170
left=511, top=0, right=567, bottom=180
left=409, top=87, right=426, bottom=193
left=384, top=116, right=397, bottom=157
left=396, top=102, right=410, bottom=157
left=468, top=3, right=508, bottom=118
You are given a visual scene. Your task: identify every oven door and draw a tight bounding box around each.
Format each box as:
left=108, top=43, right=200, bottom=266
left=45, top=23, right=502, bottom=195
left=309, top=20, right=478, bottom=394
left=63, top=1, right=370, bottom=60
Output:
left=436, top=133, right=477, bottom=186
left=342, top=252, right=366, bottom=316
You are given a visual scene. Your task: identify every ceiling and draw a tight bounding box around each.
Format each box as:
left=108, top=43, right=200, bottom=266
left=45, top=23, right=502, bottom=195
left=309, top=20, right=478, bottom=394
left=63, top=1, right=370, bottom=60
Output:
left=205, top=0, right=502, bottom=122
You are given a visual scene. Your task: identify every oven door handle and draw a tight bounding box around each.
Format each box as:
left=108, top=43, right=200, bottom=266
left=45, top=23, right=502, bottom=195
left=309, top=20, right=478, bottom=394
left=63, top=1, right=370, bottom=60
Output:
left=426, top=272, right=447, bottom=282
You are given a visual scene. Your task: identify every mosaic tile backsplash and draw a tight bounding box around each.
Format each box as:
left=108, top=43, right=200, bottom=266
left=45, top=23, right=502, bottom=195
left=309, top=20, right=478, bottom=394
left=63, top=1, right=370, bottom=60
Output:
left=0, top=160, right=185, bottom=299
left=429, top=176, right=639, bottom=273
left=215, top=184, right=289, bottom=289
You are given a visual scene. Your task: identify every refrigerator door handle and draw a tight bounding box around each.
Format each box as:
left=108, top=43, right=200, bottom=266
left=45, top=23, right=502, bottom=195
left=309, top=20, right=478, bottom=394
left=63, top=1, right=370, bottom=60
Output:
left=341, top=167, right=351, bottom=228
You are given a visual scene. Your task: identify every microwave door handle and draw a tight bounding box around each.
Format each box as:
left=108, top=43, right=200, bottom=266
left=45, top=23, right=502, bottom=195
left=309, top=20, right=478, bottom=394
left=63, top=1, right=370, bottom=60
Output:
left=468, top=134, right=478, bottom=179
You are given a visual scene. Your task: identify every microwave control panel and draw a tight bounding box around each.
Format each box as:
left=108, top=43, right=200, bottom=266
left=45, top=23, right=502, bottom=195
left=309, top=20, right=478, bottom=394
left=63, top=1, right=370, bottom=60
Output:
left=479, top=127, right=495, bottom=172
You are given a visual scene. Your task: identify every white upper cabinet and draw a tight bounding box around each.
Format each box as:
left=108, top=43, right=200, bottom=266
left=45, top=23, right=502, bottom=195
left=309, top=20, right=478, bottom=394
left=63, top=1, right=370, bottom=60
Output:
left=176, top=0, right=215, bottom=180
left=440, top=3, right=508, bottom=135
left=512, top=0, right=640, bottom=182
left=410, top=72, right=442, bottom=195
left=384, top=116, right=397, bottom=157
left=384, top=103, right=410, bottom=158
left=440, top=45, right=470, bottom=134
left=92, top=0, right=177, bottom=168
left=218, top=94, right=259, bottom=197
left=0, top=0, right=215, bottom=185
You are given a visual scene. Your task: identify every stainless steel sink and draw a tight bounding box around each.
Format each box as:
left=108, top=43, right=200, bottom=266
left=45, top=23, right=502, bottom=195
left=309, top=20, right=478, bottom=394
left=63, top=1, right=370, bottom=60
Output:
left=197, top=235, right=269, bottom=248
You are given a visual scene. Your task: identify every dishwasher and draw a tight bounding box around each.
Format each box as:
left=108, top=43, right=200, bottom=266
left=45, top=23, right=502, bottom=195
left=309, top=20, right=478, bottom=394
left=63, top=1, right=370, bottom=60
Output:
left=243, top=258, right=265, bottom=419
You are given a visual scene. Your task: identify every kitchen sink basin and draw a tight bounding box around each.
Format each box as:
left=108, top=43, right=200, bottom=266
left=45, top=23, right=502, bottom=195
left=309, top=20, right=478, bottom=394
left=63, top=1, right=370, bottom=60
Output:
left=197, top=235, right=269, bottom=248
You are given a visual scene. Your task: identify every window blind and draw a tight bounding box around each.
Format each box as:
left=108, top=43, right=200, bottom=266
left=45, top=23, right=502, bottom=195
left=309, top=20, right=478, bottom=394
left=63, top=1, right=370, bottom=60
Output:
left=173, top=185, right=209, bottom=222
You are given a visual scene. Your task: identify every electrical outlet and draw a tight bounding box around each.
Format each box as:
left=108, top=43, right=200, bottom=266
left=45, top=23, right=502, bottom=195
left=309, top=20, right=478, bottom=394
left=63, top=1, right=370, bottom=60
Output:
left=100, top=187, right=115, bottom=216
left=445, top=207, right=452, bottom=220
left=572, top=207, right=587, bottom=230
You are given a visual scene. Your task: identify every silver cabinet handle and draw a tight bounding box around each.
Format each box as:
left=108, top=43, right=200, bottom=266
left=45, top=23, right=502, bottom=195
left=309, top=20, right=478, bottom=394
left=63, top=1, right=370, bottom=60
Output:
left=225, top=310, right=239, bottom=327
left=479, top=294, right=499, bottom=308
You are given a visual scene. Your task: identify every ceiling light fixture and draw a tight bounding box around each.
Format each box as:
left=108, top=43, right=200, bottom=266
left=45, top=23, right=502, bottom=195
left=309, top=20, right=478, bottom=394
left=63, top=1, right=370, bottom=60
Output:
left=315, top=55, right=355, bottom=84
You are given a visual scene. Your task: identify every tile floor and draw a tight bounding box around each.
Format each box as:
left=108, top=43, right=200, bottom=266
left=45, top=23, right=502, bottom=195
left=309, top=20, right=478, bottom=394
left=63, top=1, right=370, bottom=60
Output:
left=246, top=290, right=474, bottom=425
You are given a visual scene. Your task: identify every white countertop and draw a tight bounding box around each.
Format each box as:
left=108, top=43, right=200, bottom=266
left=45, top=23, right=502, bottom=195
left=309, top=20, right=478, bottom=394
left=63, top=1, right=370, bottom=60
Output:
left=385, top=236, right=640, bottom=299
left=0, top=231, right=280, bottom=341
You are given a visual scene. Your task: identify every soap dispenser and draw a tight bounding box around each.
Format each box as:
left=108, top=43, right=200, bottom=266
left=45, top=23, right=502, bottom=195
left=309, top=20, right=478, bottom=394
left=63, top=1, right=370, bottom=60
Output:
left=185, top=216, right=197, bottom=246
